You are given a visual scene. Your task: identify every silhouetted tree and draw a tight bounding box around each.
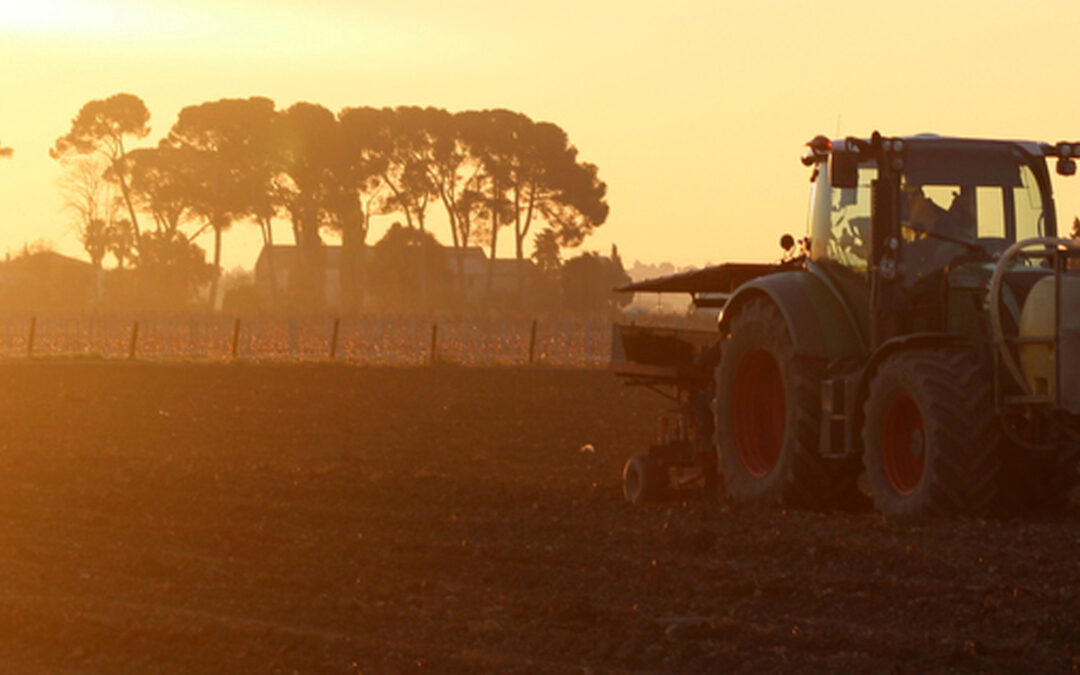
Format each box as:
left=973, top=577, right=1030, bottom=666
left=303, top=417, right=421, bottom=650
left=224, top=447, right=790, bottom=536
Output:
left=106, top=218, right=137, bottom=268
left=332, top=107, right=390, bottom=310
left=271, top=102, right=339, bottom=308
left=165, top=97, right=276, bottom=309
left=532, top=227, right=562, bottom=274
left=126, top=144, right=192, bottom=234
left=51, top=93, right=151, bottom=239
left=273, top=103, right=335, bottom=250
left=458, top=110, right=609, bottom=295
left=0, top=143, right=11, bottom=158
left=337, top=107, right=392, bottom=228
left=414, top=109, right=486, bottom=288
left=456, top=110, right=518, bottom=290
left=368, top=223, right=453, bottom=312
left=560, top=245, right=631, bottom=314
left=488, top=116, right=608, bottom=259
left=530, top=227, right=563, bottom=309
left=539, top=157, right=609, bottom=248
left=133, top=230, right=213, bottom=309
left=56, top=156, right=115, bottom=269
left=375, top=107, right=435, bottom=231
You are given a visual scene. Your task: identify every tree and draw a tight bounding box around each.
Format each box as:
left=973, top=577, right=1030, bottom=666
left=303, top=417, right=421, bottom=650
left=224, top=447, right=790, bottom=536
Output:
left=332, top=107, right=391, bottom=311
left=532, top=227, right=562, bottom=274
left=419, top=109, right=485, bottom=287
left=336, top=106, right=392, bottom=233
left=165, top=96, right=277, bottom=309
left=106, top=218, right=137, bottom=268
left=560, top=246, right=631, bottom=314
left=54, top=154, right=137, bottom=280
left=56, top=155, right=115, bottom=268
left=458, top=110, right=610, bottom=295
left=457, top=109, right=520, bottom=288
left=132, top=230, right=213, bottom=310
left=126, top=144, right=193, bottom=234
left=368, top=223, right=453, bottom=312
left=271, top=102, right=339, bottom=308
left=0, top=142, right=11, bottom=158
left=50, top=93, right=151, bottom=240
left=374, top=107, right=435, bottom=231
left=273, top=103, right=336, bottom=251
left=530, top=227, right=563, bottom=309
left=537, top=155, right=609, bottom=248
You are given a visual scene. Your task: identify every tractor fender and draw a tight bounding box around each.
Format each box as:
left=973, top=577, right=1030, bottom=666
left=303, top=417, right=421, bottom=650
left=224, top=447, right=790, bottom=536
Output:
left=848, top=332, right=969, bottom=451
left=719, top=270, right=863, bottom=362
left=855, top=332, right=968, bottom=395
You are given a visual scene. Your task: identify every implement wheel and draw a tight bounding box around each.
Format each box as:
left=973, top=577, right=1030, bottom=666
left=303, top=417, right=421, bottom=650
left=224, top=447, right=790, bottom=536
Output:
left=862, top=349, right=1000, bottom=517
left=622, top=453, right=668, bottom=505
left=712, top=298, right=849, bottom=508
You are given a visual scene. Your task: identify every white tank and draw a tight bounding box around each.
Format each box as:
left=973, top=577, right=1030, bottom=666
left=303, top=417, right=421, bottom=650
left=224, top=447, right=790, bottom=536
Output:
left=1019, top=274, right=1080, bottom=401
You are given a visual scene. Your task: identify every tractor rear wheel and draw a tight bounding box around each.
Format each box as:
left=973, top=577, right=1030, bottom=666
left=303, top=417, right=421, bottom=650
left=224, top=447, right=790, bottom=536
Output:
left=712, top=298, right=849, bottom=508
left=862, top=349, right=1000, bottom=517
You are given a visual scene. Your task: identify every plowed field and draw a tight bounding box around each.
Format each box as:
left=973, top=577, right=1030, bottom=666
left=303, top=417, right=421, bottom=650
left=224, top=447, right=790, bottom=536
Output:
left=0, top=363, right=1076, bottom=673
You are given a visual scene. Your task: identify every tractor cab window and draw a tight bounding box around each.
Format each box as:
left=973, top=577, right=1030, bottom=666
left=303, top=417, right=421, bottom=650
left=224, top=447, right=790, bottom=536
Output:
left=828, top=166, right=874, bottom=273
left=1015, top=165, right=1046, bottom=241
left=899, top=164, right=1045, bottom=248
left=899, top=147, right=1047, bottom=286
left=810, top=162, right=875, bottom=275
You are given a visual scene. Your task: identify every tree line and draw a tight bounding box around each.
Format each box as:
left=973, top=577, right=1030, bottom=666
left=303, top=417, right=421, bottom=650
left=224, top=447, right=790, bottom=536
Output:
left=48, top=93, right=613, bottom=312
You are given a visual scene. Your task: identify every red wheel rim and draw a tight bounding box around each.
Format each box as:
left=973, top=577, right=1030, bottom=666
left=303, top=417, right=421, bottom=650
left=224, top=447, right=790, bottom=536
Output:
left=881, top=393, right=925, bottom=495
left=731, top=348, right=785, bottom=477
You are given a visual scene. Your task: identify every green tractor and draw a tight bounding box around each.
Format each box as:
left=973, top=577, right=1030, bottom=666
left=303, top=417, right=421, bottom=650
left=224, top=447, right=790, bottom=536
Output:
left=613, top=132, right=1080, bottom=516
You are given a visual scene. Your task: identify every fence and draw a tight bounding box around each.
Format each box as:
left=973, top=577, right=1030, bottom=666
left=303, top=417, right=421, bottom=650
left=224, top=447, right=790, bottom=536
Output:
left=3, top=315, right=616, bottom=366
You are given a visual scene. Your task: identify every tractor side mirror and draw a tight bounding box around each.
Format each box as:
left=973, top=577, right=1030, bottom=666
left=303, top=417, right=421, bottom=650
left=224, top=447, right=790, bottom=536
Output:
left=1057, top=157, right=1077, bottom=176
left=830, top=151, right=859, bottom=188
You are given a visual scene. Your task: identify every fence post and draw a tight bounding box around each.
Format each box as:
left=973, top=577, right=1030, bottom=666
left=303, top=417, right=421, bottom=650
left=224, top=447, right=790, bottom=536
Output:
left=128, top=320, right=140, bottom=360
left=231, top=318, right=242, bottom=359
left=329, top=317, right=340, bottom=360
left=26, top=317, right=36, bottom=358
left=429, top=322, right=438, bottom=364
left=528, top=318, right=538, bottom=365
left=584, top=318, right=592, bottom=365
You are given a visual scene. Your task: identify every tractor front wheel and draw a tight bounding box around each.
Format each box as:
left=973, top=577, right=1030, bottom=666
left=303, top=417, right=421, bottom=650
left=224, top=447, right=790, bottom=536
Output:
left=862, top=349, right=999, bottom=517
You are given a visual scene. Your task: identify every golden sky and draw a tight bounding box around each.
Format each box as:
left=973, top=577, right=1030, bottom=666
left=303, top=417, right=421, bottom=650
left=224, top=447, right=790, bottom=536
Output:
left=3, top=0, right=1080, bottom=270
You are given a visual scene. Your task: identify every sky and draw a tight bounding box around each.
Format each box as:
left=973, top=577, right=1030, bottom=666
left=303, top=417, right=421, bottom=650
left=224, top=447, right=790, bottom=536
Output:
left=3, top=0, right=1080, bottom=271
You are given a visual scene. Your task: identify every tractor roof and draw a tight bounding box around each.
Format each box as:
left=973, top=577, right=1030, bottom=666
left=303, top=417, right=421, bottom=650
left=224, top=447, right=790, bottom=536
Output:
left=823, top=133, right=1072, bottom=158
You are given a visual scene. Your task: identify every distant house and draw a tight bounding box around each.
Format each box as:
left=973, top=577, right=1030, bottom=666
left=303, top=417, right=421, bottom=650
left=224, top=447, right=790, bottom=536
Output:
left=445, top=247, right=536, bottom=303
left=255, top=243, right=536, bottom=311
left=254, top=245, right=346, bottom=311
left=0, top=250, right=97, bottom=312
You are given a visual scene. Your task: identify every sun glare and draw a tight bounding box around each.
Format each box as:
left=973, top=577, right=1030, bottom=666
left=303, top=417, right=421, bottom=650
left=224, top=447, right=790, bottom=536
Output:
left=0, top=0, right=157, bottom=37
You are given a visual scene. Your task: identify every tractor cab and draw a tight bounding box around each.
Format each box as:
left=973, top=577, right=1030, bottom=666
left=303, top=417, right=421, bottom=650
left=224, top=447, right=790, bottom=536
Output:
left=810, top=136, right=1055, bottom=264
left=807, top=135, right=1058, bottom=343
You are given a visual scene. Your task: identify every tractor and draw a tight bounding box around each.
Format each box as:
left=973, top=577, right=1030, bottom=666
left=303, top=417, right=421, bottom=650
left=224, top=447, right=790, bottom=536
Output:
left=613, top=132, right=1080, bottom=516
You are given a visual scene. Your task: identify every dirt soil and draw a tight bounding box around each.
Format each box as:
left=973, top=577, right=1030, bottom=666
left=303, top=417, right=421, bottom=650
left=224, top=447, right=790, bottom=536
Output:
left=0, top=363, right=1076, bottom=674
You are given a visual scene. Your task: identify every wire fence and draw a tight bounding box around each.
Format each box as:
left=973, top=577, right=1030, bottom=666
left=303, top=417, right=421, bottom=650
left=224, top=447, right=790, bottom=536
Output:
left=1, top=315, right=617, bottom=366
